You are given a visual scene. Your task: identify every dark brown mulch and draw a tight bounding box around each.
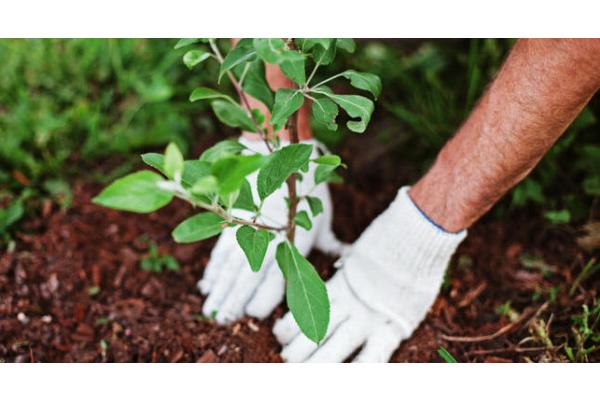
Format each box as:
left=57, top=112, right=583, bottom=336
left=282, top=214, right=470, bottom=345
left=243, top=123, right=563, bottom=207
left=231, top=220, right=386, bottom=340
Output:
left=1, top=133, right=598, bottom=362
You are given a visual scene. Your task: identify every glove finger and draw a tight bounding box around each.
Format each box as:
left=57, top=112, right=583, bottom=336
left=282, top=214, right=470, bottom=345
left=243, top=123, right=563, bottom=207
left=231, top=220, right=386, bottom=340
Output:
left=306, top=319, right=370, bottom=363
left=245, top=261, right=285, bottom=319
left=272, top=309, right=300, bottom=346
left=198, top=229, right=237, bottom=295
left=352, top=322, right=404, bottom=363
left=279, top=299, right=349, bottom=362
left=214, top=257, right=269, bottom=324
left=201, top=253, right=244, bottom=320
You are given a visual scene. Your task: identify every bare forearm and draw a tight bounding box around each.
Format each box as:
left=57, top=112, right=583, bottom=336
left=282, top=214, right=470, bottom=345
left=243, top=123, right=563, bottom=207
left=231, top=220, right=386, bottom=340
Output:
left=411, top=39, right=600, bottom=232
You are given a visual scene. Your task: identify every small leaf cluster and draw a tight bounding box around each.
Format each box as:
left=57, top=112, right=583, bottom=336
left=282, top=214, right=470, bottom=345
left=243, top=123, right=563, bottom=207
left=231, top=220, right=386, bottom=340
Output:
left=94, top=38, right=381, bottom=344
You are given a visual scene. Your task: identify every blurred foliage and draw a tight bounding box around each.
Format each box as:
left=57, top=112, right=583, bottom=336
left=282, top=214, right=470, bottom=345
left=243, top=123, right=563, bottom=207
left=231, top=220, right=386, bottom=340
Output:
left=0, top=39, right=217, bottom=241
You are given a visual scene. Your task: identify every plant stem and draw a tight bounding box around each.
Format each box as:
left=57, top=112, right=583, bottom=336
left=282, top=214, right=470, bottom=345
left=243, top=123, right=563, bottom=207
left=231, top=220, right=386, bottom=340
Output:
left=209, top=39, right=273, bottom=153
left=285, top=39, right=301, bottom=243
left=175, top=190, right=285, bottom=232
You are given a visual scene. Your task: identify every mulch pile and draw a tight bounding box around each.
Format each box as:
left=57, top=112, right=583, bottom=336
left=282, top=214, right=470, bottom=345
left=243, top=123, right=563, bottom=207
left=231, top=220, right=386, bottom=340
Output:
left=1, top=134, right=598, bottom=362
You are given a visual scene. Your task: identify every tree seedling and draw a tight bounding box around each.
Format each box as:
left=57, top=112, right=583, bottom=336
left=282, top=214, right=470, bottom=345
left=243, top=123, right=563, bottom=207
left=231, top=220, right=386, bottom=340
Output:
left=93, top=38, right=381, bottom=344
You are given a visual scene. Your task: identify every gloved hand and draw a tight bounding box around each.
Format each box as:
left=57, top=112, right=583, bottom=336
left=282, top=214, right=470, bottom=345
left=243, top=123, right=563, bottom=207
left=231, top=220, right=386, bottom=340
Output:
left=198, top=136, right=345, bottom=324
left=273, top=186, right=467, bottom=362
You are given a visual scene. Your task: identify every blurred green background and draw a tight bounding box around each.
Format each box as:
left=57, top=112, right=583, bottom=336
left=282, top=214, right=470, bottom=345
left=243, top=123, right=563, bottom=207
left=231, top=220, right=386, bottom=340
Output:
left=1, top=39, right=599, bottom=243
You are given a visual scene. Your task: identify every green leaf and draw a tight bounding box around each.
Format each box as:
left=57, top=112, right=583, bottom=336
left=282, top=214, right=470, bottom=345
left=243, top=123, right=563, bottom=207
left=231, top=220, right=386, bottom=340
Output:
left=336, top=39, right=356, bottom=53
left=142, top=153, right=211, bottom=188
left=0, top=200, right=24, bottom=232
left=182, top=160, right=211, bottom=187
left=174, top=38, right=200, bottom=49
left=314, top=164, right=341, bottom=185
left=92, top=171, right=173, bottom=213
left=544, top=209, right=571, bottom=224
left=306, top=196, right=323, bottom=217
left=313, top=154, right=341, bottom=166
left=211, top=100, right=256, bottom=132
left=311, top=96, right=339, bottom=131
left=219, top=39, right=256, bottom=82
left=164, top=142, right=184, bottom=181
left=172, top=212, right=226, bottom=243
left=257, top=143, right=313, bottom=200
left=238, top=60, right=273, bottom=109
left=294, top=210, right=312, bottom=231
left=199, top=140, right=247, bottom=162
left=141, top=153, right=165, bottom=173
left=212, top=154, right=267, bottom=195
left=183, top=49, right=211, bottom=69
left=189, top=87, right=235, bottom=104
left=276, top=241, right=329, bottom=344
left=281, top=58, right=306, bottom=86
left=270, top=89, right=305, bottom=131
left=341, top=70, right=382, bottom=99
left=236, top=226, right=275, bottom=272
left=253, top=38, right=303, bottom=65
left=316, top=91, right=374, bottom=133
left=233, top=178, right=256, bottom=211
left=191, top=175, right=218, bottom=196
left=142, top=153, right=208, bottom=187
left=312, top=40, right=337, bottom=65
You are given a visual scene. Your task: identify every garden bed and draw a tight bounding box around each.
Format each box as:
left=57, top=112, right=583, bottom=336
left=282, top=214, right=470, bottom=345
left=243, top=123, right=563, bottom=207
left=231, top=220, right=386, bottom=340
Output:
left=1, top=133, right=598, bottom=362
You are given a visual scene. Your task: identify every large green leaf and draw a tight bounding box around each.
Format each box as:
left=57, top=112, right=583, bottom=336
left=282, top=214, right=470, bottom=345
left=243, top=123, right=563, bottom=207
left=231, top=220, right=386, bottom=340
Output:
left=270, top=89, right=304, bottom=131
left=189, top=87, right=235, bottom=104
left=257, top=143, right=313, bottom=200
left=316, top=91, right=374, bottom=133
left=276, top=241, right=329, bottom=344
left=237, top=60, right=273, bottom=109
left=172, top=212, right=225, bottom=243
left=219, top=38, right=256, bottom=82
left=199, top=140, right=247, bottom=162
left=92, top=171, right=173, bottom=213
left=341, top=70, right=382, bottom=99
left=281, top=58, right=306, bottom=86
left=211, top=100, right=256, bottom=132
left=311, top=96, right=339, bottom=131
left=212, top=154, right=266, bottom=195
left=236, top=226, right=275, bottom=272
left=183, top=49, right=211, bottom=69
left=253, top=38, right=303, bottom=65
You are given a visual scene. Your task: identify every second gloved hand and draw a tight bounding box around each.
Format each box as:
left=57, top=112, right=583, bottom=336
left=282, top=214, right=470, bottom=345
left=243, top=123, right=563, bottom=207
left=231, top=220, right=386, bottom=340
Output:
left=198, top=136, right=345, bottom=325
left=274, top=186, right=467, bottom=362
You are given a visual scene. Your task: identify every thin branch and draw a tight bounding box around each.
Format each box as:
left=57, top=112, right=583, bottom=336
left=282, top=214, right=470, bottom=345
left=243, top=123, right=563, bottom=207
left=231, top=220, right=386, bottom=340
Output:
left=305, top=61, right=321, bottom=87
left=208, top=39, right=273, bottom=153
left=285, top=39, right=301, bottom=243
left=174, top=190, right=285, bottom=232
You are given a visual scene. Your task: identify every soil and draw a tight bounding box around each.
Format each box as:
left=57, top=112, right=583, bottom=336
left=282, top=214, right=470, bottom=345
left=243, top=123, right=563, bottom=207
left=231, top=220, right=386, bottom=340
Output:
left=1, top=133, right=599, bottom=362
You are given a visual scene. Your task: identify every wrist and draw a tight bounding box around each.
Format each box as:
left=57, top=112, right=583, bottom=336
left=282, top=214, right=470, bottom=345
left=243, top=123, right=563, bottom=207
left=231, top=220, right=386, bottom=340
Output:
left=410, top=165, right=472, bottom=233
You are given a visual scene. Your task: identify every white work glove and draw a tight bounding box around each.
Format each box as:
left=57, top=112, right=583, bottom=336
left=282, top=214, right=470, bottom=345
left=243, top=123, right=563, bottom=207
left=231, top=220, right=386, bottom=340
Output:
left=198, top=136, right=345, bottom=324
left=273, top=186, right=467, bottom=362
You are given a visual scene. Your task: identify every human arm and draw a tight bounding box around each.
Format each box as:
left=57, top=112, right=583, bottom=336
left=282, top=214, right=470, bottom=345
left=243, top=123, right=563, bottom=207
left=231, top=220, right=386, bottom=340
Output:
left=411, top=39, right=600, bottom=231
